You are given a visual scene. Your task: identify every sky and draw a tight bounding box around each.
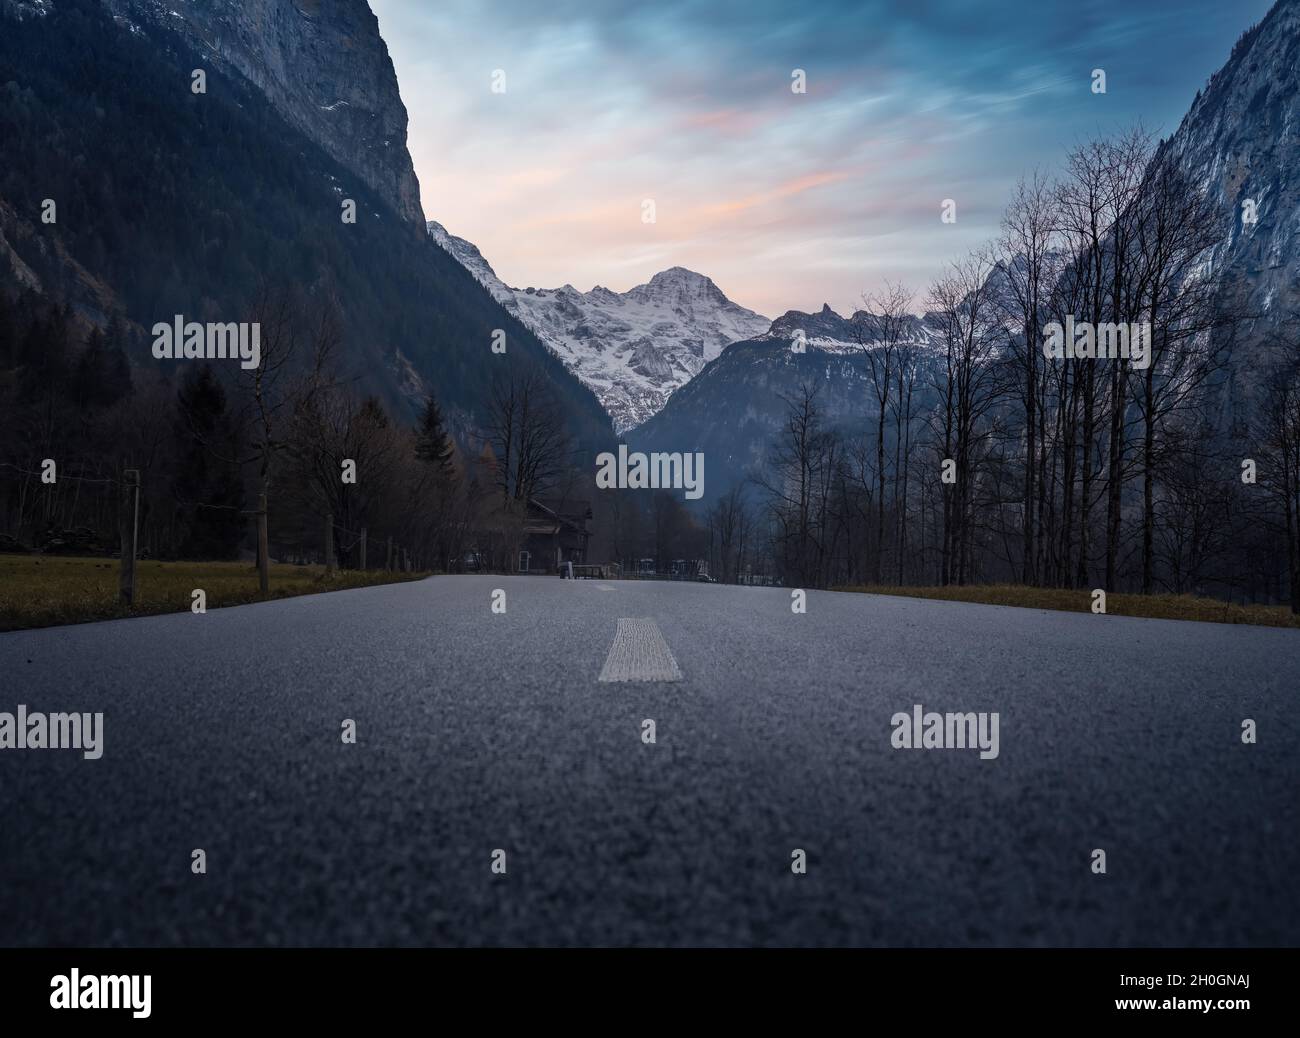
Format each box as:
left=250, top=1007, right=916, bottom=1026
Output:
left=370, top=0, right=1275, bottom=319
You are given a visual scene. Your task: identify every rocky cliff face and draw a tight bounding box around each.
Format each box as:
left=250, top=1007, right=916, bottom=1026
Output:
left=1158, top=0, right=1300, bottom=363
left=0, top=0, right=615, bottom=452
left=105, top=0, right=424, bottom=226
left=0, top=0, right=52, bottom=21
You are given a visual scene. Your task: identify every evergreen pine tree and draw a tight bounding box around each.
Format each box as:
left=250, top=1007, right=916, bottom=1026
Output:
left=415, top=393, right=456, bottom=479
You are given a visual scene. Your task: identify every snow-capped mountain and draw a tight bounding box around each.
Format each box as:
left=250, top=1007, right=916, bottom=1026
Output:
left=429, top=221, right=770, bottom=432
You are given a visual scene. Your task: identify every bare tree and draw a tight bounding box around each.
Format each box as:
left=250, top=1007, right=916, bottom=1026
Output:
left=857, top=281, right=913, bottom=584
left=758, top=383, right=841, bottom=587
left=487, top=367, right=570, bottom=508
left=1257, top=353, right=1300, bottom=612
left=1053, top=129, right=1152, bottom=588
left=708, top=483, right=751, bottom=583
left=927, top=251, right=1004, bottom=585
left=997, top=171, right=1062, bottom=585
left=1129, top=156, right=1231, bottom=592
left=175, top=282, right=341, bottom=588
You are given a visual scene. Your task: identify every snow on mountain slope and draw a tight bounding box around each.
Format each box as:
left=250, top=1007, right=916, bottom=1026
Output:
left=762, top=302, right=943, bottom=355
left=429, top=221, right=770, bottom=432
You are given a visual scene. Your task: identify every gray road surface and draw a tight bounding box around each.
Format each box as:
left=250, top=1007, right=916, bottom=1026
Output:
left=1, top=575, right=1296, bottom=946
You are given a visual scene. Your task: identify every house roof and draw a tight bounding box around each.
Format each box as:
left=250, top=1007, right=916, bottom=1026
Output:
left=527, top=498, right=590, bottom=534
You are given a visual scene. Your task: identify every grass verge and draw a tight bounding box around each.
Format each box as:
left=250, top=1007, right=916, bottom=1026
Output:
left=833, top=582, right=1300, bottom=629
left=0, top=555, right=430, bottom=632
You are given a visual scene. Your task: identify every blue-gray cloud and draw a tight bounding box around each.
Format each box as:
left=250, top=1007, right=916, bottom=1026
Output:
left=372, top=0, right=1275, bottom=317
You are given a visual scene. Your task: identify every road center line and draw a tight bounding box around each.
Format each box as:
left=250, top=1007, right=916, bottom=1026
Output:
left=597, top=617, right=683, bottom=682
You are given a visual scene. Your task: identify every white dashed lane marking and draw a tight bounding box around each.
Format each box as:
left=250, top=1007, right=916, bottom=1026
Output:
left=597, top=617, right=683, bottom=682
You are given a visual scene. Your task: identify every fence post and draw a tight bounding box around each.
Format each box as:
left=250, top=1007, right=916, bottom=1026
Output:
left=359, top=528, right=367, bottom=571
left=325, top=513, right=336, bottom=575
left=118, top=468, right=140, bottom=605
left=386, top=536, right=393, bottom=571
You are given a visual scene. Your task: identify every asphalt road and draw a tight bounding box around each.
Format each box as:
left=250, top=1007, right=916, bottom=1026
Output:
left=1, top=575, right=1297, bottom=947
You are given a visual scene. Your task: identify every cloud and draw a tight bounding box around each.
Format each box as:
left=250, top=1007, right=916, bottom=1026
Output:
left=372, top=0, right=1275, bottom=317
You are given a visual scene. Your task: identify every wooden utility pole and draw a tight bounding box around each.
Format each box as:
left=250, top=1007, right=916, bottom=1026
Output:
left=325, top=513, right=336, bottom=575
left=118, top=469, right=140, bottom=605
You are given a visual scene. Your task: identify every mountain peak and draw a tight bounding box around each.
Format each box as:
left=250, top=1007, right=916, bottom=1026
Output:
left=426, top=229, right=770, bottom=432
left=649, top=265, right=713, bottom=285
left=767, top=305, right=852, bottom=342
left=630, top=266, right=733, bottom=310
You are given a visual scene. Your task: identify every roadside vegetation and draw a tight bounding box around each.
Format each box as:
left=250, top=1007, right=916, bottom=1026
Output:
left=834, top=583, right=1300, bottom=629
left=0, top=555, right=429, bottom=632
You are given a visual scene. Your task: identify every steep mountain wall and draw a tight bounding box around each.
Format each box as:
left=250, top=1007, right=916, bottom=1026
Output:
left=105, top=0, right=424, bottom=226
